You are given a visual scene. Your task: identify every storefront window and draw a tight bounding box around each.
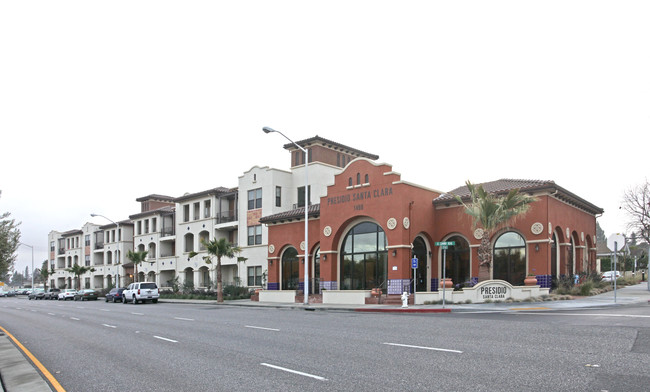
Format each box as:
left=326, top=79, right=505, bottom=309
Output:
left=493, top=231, right=526, bottom=286
left=341, top=222, right=387, bottom=291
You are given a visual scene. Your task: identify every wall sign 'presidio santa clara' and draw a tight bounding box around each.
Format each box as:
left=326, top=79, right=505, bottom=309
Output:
left=327, top=187, right=394, bottom=211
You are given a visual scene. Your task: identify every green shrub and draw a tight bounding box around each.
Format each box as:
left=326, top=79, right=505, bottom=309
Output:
left=579, top=281, right=593, bottom=296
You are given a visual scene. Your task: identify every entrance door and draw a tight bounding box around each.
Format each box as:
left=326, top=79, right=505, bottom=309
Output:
left=282, top=247, right=299, bottom=290
left=412, top=237, right=428, bottom=292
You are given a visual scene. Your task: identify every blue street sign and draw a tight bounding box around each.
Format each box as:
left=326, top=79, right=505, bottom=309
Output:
left=412, top=257, right=418, bottom=269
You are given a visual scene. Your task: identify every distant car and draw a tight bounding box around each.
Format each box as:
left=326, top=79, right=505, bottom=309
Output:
left=105, top=288, right=125, bottom=303
left=58, top=289, right=77, bottom=300
left=74, top=289, right=98, bottom=301
left=6, top=290, right=16, bottom=297
left=44, top=288, right=61, bottom=300
left=601, top=271, right=621, bottom=282
left=28, top=288, right=45, bottom=300
left=123, top=282, right=159, bottom=304
left=0, top=291, right=6, bottom=297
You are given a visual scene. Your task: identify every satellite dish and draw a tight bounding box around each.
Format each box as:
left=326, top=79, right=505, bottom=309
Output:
left=607, top=233, right=626, bottom=252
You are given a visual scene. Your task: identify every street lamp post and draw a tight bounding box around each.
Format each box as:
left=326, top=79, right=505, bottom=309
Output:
left=91, top=214, right=120, bottom=288
left=263, top=126, right=310, bottom=305
left=19, top=242, right=34, bottom=289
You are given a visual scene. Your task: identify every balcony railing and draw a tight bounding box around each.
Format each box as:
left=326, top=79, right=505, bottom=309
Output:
left=216, top=210, right=237, bottom=224
left=161, top=227, right=175, bottom=237
left=95, top=242, right=104, bottom=249
left=58, top=248, right=65, bottom=255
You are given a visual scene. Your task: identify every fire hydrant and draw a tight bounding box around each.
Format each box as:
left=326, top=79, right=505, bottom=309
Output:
left=401, top=291, right=409, bottom=308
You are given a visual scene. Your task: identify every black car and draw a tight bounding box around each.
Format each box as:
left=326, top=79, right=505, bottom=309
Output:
left=105, top=288, right=125, bottom=303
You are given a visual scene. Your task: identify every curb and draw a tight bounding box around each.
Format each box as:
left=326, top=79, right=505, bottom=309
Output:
left=354, top=308, right=452, bottom=313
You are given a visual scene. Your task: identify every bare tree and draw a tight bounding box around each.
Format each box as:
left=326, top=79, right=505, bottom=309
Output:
left=621, top=179, right=650, bottom=244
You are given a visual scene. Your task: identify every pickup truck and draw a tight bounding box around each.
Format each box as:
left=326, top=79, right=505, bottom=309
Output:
left=44, top=288, right=61, bottom=300
left=123, top=282, right=159, bottom=304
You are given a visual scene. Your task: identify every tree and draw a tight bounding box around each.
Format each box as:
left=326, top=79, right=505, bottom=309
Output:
left=0, top=191, right=21, bottom=278
left=621, top=179, right=650, bottom=245
left=190, top=238, right=241, bottom=302
left=65, top=264, right=95, bottom=290
left=40, top=260, right=51, bottom=290
left=596, top=221, right=607, bottom=245
left=126, top=250, right=148, bottom=283
left=455, top=181, right=536, bottom=282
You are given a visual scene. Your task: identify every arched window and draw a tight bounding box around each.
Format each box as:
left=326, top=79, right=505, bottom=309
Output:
left=356, top=173, right=360, bottom=185
left=446, top=236, right=471, bottom=287
left=312, top=247, right=320, bottom=294
left=348, top=177, right=352, bottom=187
left=493, top=232, right=526, bottom=285
left=184, top=233, right=194, bottom=253
left=364, top=174, right=369, bottom=183
left=341, top=222, right=388, bottom=290
left=282, top=247, right=299, bottom=290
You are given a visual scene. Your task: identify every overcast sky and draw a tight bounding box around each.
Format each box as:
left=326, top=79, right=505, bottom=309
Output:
left=1, top=1, right=648, bottom=277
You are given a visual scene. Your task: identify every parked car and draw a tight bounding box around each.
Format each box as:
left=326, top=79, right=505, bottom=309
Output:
left=58, top=289, right=77, bottom=300
left=123, top=282, right=159, bottom=304
left=105, top=288, right=125, bottom=303
left=44, top=288, right=61, bottom=300
left=0, top=291, right=6, bottom=297
left=6, top=290, right=16, bottom=297
left=28, top=288, right=45, bottom=300
left=601, top=271, right=622, bottom=282
left=74, top=289, right=98, bottom=301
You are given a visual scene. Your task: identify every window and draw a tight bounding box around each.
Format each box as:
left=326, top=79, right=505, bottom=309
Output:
left=248, top=266, right=263, bottom=286
left=444, top=236, right=471, bottom=288
left=348, top=177, right=352, bottom=187
left=144, top=219, right=149, bottom=234
left=152, top=218, right=157, bottom=233
left=308, top=148, right=312, bottom=163
left=493, top=232, right=526, bottom=286
left=204, top=200, right=211, bottom=218
left=84, top=235, right=90, bottom=247
left=184, top=233, right=195, bottom=253
left=193, top=202, right=200, bottom=220
left=340, top=222, right=388, bottom=290
left=248, top=225, right=262, bottom=245
left=85, top=255, right=91, bottom=266
left=282, top=247, right=299, bottom=290
left=356, top=173, right=361, bottom=185
left=137, top=221, right=142, bottom=235
left=248, top=188, right=262, bottom=210
left=364, top=174, right=369, bottom=184
left=50, top=241, right=55, bottom=251
left=183, top=205, right=190, bottom=222
left=297, top=186, right=311, bottom=208
left=275, top=186, right=282, bottom=207
left=337, top=153, right=341, bottom=167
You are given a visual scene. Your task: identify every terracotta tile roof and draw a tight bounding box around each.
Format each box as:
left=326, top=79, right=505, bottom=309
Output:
left=173, top=186, right=237, bottom=203
left=284, top=135, right=379, bottom=160
left=135, top=194, right=175, bottom=203
left=260, top=204, right=321, bottom=224
left=129, top=206, right=175, bottom=220
left=435, top=178, right=604, bottom=215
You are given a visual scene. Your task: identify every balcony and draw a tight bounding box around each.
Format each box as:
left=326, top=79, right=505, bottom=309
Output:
left=161, top=226, right=175, bottom=237
left=216, top=210, right=237, bottom=224
left=95, top=242, right=104, bottom=250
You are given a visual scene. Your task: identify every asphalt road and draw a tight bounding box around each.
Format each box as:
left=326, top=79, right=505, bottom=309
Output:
left=2, top=297, right=649, bottom=392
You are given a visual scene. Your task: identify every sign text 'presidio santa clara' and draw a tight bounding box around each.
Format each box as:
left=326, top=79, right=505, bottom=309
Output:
left=327, top=187, right=394, bottom=211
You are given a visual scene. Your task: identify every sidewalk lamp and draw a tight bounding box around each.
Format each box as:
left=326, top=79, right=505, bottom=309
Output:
left=263, top=126, right=310, bottom=305
left=19, top=242, right=34, bottom=289
left=91, top=214, right=120, bottom=288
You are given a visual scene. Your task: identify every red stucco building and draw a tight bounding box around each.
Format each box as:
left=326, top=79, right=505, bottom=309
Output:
left=261, top=140, right=603, bottom=299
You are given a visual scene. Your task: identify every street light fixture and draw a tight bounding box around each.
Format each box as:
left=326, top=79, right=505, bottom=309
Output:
left=19, top=242, right=34, bottom=289
left=263, top=126, right=310, bottom=305
left=91, top=213, right=121, bottom=288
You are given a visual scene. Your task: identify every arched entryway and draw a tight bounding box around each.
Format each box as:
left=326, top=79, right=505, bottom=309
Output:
left=411, top=237, right=428, bottom=292
left=445, top=235, right=471, bottom=288
left=493, top=231, right=526, bottom=286
left=311, top=246, right=320, bottom=294
left=340, top=222, right=388, bottom=291
left=281, top=247, right=299, bottom=290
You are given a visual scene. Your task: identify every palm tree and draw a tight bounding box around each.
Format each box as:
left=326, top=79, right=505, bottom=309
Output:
left=455, top=181, right=536, bottom=282
left=126, top=250, right=149, bottom=283
left=65, top=264, right=96, bottom=290
left=191, top=238, right=241, bottom=302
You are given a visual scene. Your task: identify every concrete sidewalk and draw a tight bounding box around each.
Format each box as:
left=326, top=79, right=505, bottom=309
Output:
left=2, top=282, right=649, bottom=392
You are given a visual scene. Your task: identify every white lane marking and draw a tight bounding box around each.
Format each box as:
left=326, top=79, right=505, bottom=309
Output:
left=245, top=325, right=279, bottom=331
left=48, top=313, right=56, bottom=316
left=131, top=312, right=144, bottom=315
left=515, top=312, right=650, bottom=318
left=102, top=324, right=117, bottom=328
left=174, top=317, right=195, bottom=321
left=100, top=309, right=110, bottom=312
left=261, top=363, right=327, bottom=381
left=383, top=342, right=463, bottom=354
left=70, top=317, right=80, bottom=321
left=154, top=336, right=178, bottom=343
